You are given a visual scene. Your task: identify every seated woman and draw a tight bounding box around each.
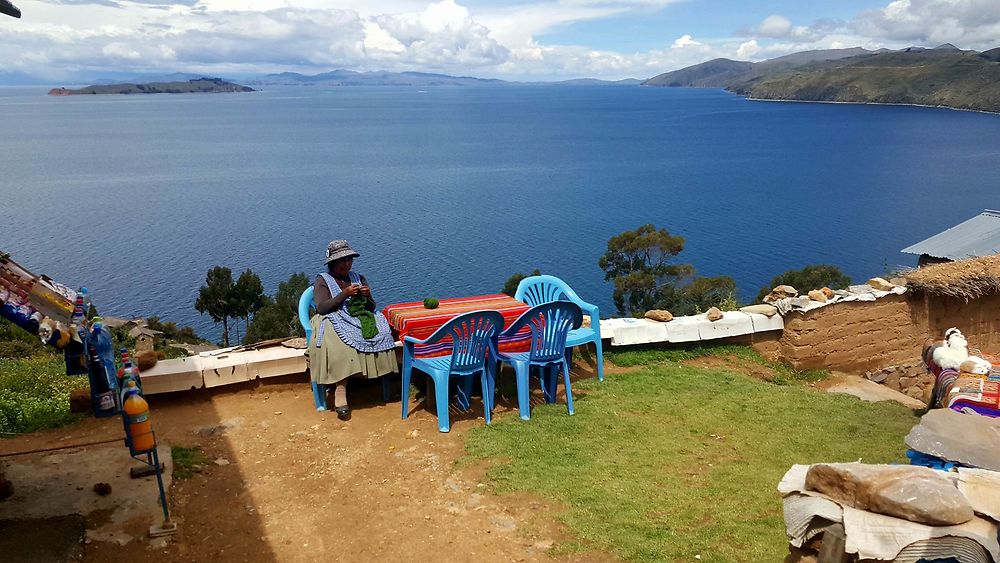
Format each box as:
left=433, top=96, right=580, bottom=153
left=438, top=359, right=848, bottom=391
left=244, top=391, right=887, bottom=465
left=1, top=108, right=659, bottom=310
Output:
left=309, top=240, right=398, bottom=420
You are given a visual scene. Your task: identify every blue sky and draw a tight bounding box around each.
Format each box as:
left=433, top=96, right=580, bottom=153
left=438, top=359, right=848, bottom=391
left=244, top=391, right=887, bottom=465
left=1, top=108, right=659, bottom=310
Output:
left=1, top=0, right=998, bottom=81
left=536, top=1, right=882, bottom=51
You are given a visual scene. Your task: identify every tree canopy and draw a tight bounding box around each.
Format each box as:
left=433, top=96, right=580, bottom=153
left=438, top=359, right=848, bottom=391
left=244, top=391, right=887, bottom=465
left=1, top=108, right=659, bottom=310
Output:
left=598, top=224, right=694, bottom=316
left=195, top=266, right=267, bottom=346
left=668, top=275, right=738, bottom=316
left=599, top=224, right=740, bottom=316
left=195, top=266, right=236, bottom=346
left=231, top=269, right=266, bottom=341
left=245, top=272, right=312, bottom=345
left=755, top=264, right=851, bottom=303
left=502, top=269, right=541, bottom=297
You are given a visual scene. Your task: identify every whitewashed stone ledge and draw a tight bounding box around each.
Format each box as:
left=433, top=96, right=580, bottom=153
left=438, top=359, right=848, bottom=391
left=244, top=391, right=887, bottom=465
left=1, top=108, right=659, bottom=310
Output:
left=601, top=311, right=783, bottom=347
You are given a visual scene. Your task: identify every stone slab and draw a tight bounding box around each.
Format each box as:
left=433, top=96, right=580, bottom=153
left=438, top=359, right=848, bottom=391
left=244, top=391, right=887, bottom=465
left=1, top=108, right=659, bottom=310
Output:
left=905, top=409, right=1000, bottom=472
left=805, top=463, right=973, bottom=526
left=697, top=311, right=754, bottom=340
left=958, top=468, right=1000, bottom=522
left=663, top=315, right=701, bottom=343
left=824, top=374, right=926, bottom=409
left=244, top=346, right=307, bottom=379
left=605, top=317, right=668, bottom=346
left=199, top=350, right=251, bottom=388
left=747, top=311, right=784, bottom=332
left=140, top=355, right=205, bottom=394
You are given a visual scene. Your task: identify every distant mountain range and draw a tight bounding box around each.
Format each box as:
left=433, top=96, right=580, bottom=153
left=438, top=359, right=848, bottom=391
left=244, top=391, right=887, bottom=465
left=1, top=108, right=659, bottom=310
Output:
left=248, top=69, right=640, bottom=87
left=249, top=69, right=504, bottom=87
left=1, top=68, right=643, bottom=88
left=644, top=44, right=1000, bottom=113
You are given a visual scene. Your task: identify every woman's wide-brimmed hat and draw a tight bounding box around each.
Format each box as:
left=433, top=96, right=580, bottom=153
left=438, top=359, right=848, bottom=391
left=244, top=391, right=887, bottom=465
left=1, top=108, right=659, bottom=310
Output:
left=325, top=240, right=360, bottom=264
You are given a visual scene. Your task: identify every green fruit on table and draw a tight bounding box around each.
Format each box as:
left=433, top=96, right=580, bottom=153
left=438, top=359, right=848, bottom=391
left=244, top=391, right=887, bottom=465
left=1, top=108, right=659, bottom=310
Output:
left=423, top=297, right=439, bottom=309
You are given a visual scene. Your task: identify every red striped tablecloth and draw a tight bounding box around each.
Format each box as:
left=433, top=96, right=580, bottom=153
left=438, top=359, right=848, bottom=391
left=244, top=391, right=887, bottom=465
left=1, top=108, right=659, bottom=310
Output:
left=383, top=294, right=531, bottom=358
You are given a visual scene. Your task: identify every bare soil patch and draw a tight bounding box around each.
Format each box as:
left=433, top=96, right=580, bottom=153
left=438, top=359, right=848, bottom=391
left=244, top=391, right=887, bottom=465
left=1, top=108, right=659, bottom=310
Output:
left=2, top=370, right=613, bottom=562
left=682, top=354, right=778, bottom=381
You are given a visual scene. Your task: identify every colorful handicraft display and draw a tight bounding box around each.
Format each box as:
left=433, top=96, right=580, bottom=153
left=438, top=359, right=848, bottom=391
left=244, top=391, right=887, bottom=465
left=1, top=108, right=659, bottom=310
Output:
left=0, top=253, right=76, bottom=341
left=924, top=328, right=1000, bottom=417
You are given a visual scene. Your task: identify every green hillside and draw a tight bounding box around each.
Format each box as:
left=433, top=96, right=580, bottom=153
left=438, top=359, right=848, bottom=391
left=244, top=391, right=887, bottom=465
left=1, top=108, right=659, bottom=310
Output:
left=49, top=77, right=254, bottom=95
left=645, top=46, right=1000, bottom=113
left=737, top=48, right=1000, bottom=112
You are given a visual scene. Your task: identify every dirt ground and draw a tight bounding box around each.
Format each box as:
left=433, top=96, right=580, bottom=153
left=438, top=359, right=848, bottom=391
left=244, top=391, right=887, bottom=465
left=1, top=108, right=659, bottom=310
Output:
left=682, top=355, right=778, bottom=382
left=1, top=363, right=616, bottom=563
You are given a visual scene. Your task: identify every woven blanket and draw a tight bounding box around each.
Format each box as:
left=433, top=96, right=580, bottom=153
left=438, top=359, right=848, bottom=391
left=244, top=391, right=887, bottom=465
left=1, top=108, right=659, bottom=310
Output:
left=948, top=375, right=1000, bottom=417
left=383, top=294, right=531, bottom=358
left=933, top=367, right=1000, bottom=417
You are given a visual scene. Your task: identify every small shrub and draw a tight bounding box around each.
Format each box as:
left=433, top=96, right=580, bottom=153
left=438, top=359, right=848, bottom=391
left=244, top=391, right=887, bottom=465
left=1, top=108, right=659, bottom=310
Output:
left=0, top=340, right=40, bottom=360
left=171, top=446, right=210, bottom=479
left=0, top=356, right=88, bottom=434
left=756, top=265, right=851, bottom=303
left=502, top=269, right=541, bottom=297
left=0, top=318, right=53, bottom=359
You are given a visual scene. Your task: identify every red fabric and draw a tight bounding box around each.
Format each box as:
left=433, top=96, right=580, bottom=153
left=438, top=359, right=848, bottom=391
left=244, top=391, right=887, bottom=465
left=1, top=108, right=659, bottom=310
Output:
left=383, top=294, right=531, bottom=358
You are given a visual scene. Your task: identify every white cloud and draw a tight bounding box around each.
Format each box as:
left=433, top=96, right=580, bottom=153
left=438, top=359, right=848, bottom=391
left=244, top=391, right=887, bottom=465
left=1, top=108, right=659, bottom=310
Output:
left=2, top=0, right=1000, bottom=82
left=363, top=21, right=406, bottom=54
left=736, top=40, right=760, bottom=59
left=671, top=34, right=701, bottom=49
left=757, top=15, right=793, bottom=38
left=476, top=3, right=622, bottom=47
left=852, top=0, right=1000, bottom=48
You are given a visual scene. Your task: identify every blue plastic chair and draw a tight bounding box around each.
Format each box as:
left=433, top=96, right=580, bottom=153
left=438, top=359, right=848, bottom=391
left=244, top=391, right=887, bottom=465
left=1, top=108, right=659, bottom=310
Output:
left=401, top=310, right=504, bottom=433
left=298, top=286, right=392, bottom=412
left=496, top=301, right=583, bottom=420
left=515, top=275, right=605, bottom=382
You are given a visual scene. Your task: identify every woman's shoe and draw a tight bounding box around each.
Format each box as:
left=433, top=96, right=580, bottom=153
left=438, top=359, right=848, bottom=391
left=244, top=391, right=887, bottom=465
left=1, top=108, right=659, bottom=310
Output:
left=335, top=406, right=351, bottom=421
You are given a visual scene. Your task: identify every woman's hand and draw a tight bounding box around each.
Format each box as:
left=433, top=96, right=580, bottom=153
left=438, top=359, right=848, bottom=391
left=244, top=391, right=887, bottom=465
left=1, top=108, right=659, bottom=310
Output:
left=358, top=285, right=372, bottom=298
left=341, top=284, right=363, bottom=298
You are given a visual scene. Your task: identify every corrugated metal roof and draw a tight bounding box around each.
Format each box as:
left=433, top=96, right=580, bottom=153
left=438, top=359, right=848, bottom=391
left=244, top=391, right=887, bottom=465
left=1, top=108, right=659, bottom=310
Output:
left=902, top=209, right=1000, bottom=260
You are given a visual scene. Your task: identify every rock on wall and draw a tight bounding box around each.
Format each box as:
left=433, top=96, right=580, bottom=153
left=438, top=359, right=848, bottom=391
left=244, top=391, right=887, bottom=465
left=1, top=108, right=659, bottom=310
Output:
left=755, top=292, right=1000, bottom=373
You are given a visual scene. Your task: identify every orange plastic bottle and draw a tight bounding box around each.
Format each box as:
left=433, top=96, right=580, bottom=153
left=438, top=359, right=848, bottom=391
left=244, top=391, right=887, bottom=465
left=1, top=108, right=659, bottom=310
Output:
left=123, top=381, right=155, bottom=453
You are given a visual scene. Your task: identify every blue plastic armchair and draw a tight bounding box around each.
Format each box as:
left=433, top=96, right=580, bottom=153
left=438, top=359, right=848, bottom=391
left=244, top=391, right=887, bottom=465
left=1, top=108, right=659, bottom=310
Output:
left=298, top=286, right=392, bottom=412
left=496, top=301, right=582, bottom=420
left=514, top=275, right=605, bottom=382
left=401, top=310, right=504, bottom=433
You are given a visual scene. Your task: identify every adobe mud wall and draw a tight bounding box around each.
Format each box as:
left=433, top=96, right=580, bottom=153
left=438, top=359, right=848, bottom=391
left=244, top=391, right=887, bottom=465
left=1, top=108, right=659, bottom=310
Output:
left=753, top=292, right=1000, bottom=374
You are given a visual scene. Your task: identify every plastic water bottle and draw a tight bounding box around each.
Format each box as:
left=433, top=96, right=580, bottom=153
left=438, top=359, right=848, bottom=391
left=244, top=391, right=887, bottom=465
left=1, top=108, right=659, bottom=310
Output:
left=79, top=287, right=90, bottom=313
left=118, top=348, right=142, bottom=402
left=91, top=319, right=117, bottom=390
left=71, top=294, right=87, bottom=341
left=123, top=381, right=155, bottom=453
left=123, top=347, right=142, bottom=386
left=88, top=345, right=116, bottom=415
left=118, top=348, right=130, bottom=380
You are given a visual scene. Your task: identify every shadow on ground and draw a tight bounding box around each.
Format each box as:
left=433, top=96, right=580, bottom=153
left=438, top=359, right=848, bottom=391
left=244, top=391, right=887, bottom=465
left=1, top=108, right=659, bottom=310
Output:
left=1, top=344, right=611, bottom=562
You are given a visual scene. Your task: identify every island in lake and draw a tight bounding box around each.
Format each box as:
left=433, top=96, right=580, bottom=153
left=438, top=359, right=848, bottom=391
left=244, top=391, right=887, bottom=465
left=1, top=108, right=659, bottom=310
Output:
left=49, top=77, right=254, bottom=96
left=645, top=45, right=1000, bottom=114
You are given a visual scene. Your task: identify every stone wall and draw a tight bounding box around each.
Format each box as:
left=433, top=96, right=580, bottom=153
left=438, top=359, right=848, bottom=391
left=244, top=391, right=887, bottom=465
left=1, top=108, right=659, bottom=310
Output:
left=864, top=362, right=934, bottom=404
left=753, top=292, right=1000, bottom=375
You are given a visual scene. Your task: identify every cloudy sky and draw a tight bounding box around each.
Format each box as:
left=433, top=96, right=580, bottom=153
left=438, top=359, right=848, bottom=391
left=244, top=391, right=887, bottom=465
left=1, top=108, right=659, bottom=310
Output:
left=1, top=0, right=999, bottom=81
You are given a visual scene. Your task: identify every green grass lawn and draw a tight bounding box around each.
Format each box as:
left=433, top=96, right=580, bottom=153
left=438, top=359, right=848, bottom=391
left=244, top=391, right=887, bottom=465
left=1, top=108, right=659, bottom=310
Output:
left=0, top=355, right=89, bottom=435
left=464, top=349, right=919, bottom=562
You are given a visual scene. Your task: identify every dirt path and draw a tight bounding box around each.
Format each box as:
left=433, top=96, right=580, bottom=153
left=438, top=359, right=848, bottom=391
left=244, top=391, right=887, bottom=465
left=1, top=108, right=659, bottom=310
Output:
left=2, top=368, right=614, bottom=562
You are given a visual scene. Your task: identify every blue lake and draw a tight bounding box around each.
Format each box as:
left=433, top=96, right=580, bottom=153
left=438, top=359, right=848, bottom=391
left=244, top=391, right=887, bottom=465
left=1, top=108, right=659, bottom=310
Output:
left=2, top=85, right=999, bottom=340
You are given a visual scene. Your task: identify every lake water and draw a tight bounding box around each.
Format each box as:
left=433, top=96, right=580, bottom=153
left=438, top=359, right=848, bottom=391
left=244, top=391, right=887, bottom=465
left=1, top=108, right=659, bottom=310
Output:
left=2, top=85, right=999, bottom=340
